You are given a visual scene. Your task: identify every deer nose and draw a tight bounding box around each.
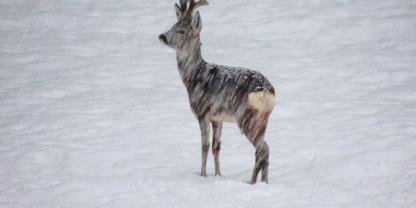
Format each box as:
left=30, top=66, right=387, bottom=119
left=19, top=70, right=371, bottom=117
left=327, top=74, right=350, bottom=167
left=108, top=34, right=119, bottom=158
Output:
left=159, top=34, right=167, bottom=44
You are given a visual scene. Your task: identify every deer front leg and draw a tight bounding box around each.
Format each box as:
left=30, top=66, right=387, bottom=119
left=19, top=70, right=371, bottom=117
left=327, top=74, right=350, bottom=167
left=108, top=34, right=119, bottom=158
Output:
left=198, top=119, right=210, bottom=177
left=211, top=121, right=223, bottom=176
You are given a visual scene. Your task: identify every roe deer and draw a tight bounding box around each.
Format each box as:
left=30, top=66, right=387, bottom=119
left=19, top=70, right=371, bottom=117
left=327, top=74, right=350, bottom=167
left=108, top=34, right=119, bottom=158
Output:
left=159, top=0, right=275, bottom=184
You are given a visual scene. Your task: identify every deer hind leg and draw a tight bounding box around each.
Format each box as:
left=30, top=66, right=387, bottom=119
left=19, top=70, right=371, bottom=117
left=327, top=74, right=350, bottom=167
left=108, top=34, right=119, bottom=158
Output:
left=198, top=119, right=210, bottom=177
left=211, top=121, right=223, bottom=176
left=238, top=109, right=271, bottom=184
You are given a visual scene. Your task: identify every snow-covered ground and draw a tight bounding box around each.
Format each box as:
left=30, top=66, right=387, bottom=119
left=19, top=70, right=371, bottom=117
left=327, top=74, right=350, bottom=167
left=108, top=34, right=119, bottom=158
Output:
left=1, top=0, right=416, bottom=207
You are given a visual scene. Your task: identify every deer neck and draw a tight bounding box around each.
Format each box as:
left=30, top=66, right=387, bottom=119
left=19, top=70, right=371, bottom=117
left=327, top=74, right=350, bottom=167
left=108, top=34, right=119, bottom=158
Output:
left=175, top=41, right=204, bottom=83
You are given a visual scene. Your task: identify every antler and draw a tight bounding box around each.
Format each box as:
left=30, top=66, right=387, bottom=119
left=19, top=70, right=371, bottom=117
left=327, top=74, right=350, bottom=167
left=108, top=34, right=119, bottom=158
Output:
left=178, top=0, right=209, bottom=17
left=188, top=0, right=209, bottom=15
left=179, top=0, right=187, bottom=14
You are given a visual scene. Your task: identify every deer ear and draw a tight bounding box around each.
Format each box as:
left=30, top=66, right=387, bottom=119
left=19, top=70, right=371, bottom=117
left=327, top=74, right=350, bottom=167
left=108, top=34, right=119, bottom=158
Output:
left=175, top=3, right=181, bottom=20
left=191, top=11, right=202, bottom=35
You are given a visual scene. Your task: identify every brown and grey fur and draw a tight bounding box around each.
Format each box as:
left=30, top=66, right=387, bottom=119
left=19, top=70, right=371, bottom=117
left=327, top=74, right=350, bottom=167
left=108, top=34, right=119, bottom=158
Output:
left=159, top=0, right=275, bottom=184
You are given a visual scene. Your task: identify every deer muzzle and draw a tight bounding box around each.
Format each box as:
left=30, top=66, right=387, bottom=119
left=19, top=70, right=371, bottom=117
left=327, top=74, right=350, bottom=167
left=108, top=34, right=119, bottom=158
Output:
left=159, top=34, right=167, bottom=44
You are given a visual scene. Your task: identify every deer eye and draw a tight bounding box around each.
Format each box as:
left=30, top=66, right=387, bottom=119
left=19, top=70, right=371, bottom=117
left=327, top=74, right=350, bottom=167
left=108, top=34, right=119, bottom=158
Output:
left=178, top=30, right=186, bottom=35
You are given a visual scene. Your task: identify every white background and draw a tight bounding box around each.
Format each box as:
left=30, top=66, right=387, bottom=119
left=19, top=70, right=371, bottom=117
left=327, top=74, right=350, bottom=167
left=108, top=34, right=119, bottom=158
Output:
left=1, top=0, right=415, bottom=207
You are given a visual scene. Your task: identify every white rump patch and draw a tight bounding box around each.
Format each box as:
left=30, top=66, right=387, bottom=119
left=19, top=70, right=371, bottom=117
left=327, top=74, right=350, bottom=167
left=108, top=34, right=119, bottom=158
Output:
left=248, top=91, right=275, bottom=112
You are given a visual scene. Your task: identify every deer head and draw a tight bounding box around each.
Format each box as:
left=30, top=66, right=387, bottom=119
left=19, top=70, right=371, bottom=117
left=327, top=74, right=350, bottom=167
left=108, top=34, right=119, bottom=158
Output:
left=159, top=0, right=208, bottom=52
